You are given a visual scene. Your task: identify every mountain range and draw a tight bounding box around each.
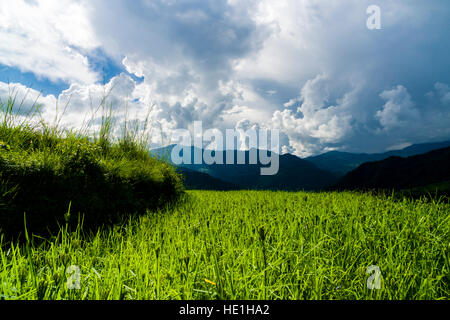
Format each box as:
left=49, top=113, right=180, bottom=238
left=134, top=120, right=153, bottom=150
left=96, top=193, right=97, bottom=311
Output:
left=334, top=147, right=450, bottom=192
left=150, top=141, right=450, bottom=193
left=306, top=141, right=450, bottom=176
left=151, top=146, right=337, bottom=191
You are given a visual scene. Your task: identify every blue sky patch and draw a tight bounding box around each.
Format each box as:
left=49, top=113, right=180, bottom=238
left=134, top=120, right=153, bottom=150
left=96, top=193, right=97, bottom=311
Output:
left=0, top=48, right=143, bottom=98
left=0, top=64, right=70, bottom=97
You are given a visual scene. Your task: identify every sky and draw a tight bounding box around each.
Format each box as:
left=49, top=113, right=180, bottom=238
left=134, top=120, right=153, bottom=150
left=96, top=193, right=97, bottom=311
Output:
left=0, top=0, right=449, bottom=157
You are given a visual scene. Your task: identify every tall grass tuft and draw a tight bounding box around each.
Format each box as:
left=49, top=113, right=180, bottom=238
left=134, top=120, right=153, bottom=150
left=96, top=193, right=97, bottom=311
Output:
left=0, top=90, right=183, bottom=240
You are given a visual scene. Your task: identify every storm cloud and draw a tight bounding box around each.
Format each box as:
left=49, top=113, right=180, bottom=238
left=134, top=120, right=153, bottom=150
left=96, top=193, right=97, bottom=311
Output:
left=1, top=0, right=449, bottom=155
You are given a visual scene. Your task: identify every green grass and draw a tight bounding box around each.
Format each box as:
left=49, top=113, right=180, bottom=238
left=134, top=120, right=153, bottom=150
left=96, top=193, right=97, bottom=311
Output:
left=1, top=190, right=448, bottom=300
left=0, top=93, right=183, bottom=238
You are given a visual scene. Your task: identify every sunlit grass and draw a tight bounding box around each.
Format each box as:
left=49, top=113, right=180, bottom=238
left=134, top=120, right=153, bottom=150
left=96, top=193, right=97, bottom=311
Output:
left=1, top=190, right=448, bottom=300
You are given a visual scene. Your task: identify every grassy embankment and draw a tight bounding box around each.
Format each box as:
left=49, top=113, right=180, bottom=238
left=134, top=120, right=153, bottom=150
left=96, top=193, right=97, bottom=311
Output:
left=0, top=93, right=183, bottom=238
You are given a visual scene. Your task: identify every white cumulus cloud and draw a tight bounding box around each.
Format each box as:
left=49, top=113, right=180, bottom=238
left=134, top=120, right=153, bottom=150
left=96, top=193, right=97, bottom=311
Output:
left=0, top=0, right=100, bottom=84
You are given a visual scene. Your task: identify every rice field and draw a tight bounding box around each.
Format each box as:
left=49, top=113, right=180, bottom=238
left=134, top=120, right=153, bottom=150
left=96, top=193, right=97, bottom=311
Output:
left=0, top=190, right=449, bottom=300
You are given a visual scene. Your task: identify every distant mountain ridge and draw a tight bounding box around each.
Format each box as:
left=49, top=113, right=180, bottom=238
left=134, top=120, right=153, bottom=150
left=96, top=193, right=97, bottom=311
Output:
left=334, top=147, right=450, bottom=192
left=150, top=140, right=450, bottom=192
left=151, top=145, right=337, bottom=191
left=306, top=141, right=450, bottom=176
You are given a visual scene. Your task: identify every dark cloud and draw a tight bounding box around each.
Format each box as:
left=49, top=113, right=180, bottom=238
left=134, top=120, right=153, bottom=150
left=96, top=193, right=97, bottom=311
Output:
left=85, top=0, right=266, bottom=75
left=2, top=0, right=450, bottom=155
